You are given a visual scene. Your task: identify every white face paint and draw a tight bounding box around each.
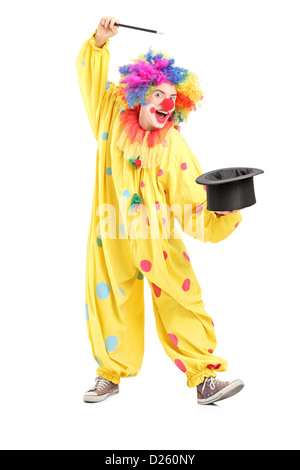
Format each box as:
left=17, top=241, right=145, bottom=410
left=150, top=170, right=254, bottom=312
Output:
left=138, top=83, right=177, bottom=131
left=145, top=103, right=175, bottom=129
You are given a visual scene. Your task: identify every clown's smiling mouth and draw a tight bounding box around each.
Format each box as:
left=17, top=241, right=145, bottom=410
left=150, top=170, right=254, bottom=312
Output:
left=156, top=110, right=168, bottom=119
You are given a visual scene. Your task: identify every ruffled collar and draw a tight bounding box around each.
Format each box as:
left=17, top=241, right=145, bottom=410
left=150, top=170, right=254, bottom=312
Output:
left=119, top=107, right=173, bottom=147
left=117, top=108, right=174, bottom=169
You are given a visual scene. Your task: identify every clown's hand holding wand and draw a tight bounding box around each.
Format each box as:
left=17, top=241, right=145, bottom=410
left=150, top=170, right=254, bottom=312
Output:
left=94, top=16, right=120, bottom=48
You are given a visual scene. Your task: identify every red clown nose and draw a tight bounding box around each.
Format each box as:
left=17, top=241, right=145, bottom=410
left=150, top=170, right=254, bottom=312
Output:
left=161, top=98, right=175, bottom=112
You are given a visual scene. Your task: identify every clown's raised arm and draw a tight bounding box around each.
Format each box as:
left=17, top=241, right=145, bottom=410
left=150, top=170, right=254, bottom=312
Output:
left=159, top=131, right=243, bottom=243
left=76, top=18, right=119, bottom=139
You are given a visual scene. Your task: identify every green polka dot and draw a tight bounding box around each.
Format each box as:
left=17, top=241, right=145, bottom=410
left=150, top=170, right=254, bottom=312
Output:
left=96, top=236, right=103, bottom=247
left=137, top=271, right=144, bottom=280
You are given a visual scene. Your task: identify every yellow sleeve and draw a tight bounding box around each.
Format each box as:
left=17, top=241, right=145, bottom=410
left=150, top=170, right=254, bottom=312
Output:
left=76, top=30, right=112, bottom=140
left=163, top=131, right=242, bottom=243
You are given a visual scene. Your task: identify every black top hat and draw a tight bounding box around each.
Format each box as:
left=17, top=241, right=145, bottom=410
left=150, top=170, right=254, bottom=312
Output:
left=196, top=167, right=264, bottom=211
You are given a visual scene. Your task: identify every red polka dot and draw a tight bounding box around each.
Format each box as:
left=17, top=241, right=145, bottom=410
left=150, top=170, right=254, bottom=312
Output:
left=152, top=282, right=161, bottom=298
left=207, top=364, right=222, bottom=371
left=158, top=169, right=163, bottom=177
left=163, top=251, right=168, bottom=260
left=235, top=221, right=239, bottom=228
left=140, top=260, right=152, bottom=272
left=155, top=201, right=160, bottom=210
left=162, top=217, right=166, bottom=225
left=208, top=349, right=214, bottom=354
left=182, top=278, right=191, bottom=291
left=211, top=319, right=215, bottom=326
left=204, top=185, right=207, bottom=192
left=194, top=204, right=204, bottom=214
left=141, top=181, right=145, bottom=188
left=169, top=334, right=179, bottom=347
left=181, top=162, right=187, bottom=171
left=175, top=359, right=186, bottom=373
left=183, top=251, right=190, bottom=262
left=146, top=216, right=150, bottom=226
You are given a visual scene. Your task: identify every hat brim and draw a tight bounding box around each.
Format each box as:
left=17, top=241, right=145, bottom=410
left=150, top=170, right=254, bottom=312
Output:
left=196, top=167, right=264, bottom=186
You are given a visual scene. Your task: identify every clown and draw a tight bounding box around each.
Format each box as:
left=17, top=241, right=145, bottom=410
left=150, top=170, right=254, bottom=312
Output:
left=77, top=16, right=245, bottom=405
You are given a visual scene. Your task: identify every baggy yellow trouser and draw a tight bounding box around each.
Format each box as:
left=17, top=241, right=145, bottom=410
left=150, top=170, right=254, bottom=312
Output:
left=85, top=232, right=228, bottom=389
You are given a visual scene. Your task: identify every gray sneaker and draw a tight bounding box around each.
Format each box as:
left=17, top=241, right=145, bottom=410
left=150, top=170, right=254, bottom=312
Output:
left=197, top=377, right=244, bottom=405
left=83, top=376, right=119, bottom=403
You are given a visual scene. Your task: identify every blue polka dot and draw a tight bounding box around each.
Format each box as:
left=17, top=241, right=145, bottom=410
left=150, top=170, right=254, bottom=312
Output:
left=118, top=287, right=125, bottom=296
left=106, top=167, right=112, bottom=175
left=95, top=356, right=102, bottom=367
left=105, top=81, right=110, bottom=91
left=123, top=190, right=131, bottom=199
left=127, top=374, right=133, bottom=377
left=82, top=60, right=85, bottom=67
left=85, top=304, right=89, bottom=321
left=105, top=335, right=118, bottom=352
left=96, top=282, right=111, bottom=300
left=119, top=224, right=125, bottom=237
left=102, top=132, right=108, bottom=141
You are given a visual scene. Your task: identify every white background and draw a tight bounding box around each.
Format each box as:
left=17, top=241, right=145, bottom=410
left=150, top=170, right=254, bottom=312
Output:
left=0, top=0, right=299, bottom=450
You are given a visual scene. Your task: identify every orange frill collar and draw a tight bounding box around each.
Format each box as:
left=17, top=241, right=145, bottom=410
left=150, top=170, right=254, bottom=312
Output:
left=119, top=107, right=173, bottom=148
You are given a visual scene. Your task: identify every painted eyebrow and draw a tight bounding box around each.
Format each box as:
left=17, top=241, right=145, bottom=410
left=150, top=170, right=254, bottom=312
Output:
left=155, top=89, right=177, bottom=97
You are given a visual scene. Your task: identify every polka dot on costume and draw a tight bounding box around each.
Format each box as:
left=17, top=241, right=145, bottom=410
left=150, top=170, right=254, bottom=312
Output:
left=123, top=189, right=131, bottom=199
left=168, top=334, right=178, bottom=347
left=82, top=61, right=85, bottom=67
left=207, top=364, right=222, bottom=370
left=137, top=271, right=144, bottom=280
left=152, top=282, right=161, bottom=298
left=182, top=278, right=191, bottom=292
left=204, top=185, right=207, bottom=192
left=162, top=218, right=166, bottom=225
left=102, top=132, right=108, bottom=141
left=175, top=359, right=187, bottom=373
left=208, top=349, right=214, bottom=354
left=106, top=167, right=112, bottom=175
left=141, top=181, right=145, bottom=189
left=181, top=162, right=187, bottom=171
left=85, top=304, right=89, bottom=321
left=163, top=250, right=168, bottom=260
left=105, top=80, right=110, bottom=91
left=96, top=236, right=103, bottom=247
left=183, top=251, right=190, bottom=262
left=158, top=169, right=163, bottom=177
left=235, top=221, right=240, bottom=229
left=118, top=287, right=125, bottom=296
left=105, top=335, right=119, bottom=352
left=119, top=224, right=125, bottom=237
left=194, top=204, right=204, bottom=214
left=155, top=201, right=160, bottom=210
left=95, top=356, right=102, bottom=367
left=146, top=216, right=150, bottom=226
left=140, top=259, right=152, bottom=272
left=96, top=282, right=111, bottom=300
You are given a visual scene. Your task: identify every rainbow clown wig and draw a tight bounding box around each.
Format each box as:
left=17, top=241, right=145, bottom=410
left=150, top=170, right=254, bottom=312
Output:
left=116, top=49, right=203, bottom=126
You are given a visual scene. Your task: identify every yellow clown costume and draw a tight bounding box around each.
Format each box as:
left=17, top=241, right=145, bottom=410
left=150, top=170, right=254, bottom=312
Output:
left=76, top=31, right=242, bottom=388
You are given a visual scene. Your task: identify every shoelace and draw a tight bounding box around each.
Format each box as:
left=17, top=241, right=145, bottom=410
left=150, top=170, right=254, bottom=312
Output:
left=201, top=376, right=223, bottom=394
left=93, top=377, right=111, bottom=391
